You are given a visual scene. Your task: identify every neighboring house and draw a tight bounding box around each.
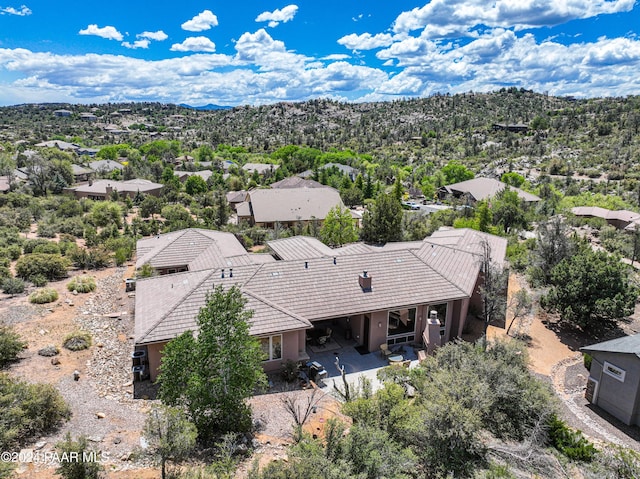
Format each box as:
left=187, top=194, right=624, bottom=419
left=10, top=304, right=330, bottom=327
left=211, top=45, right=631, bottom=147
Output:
left=64, top=178, right=163, bottom=200
left=80, top=112, right=98, bottom=121
left=71, top=164, right=95, bottom=183
left=77, top=148, right=99, bottom=157
left=236, top=187, right=347, bottom=227
left=323, top=163, right=359, bottom=181
left=270, top=177, right=326, bottom=189
left=571, top=206, right=640, bottom=231
left=89, top=159, right=124, bottom=174
left=34, top=140, right=79, bottom=151
left=492, top=123, right=529, bottom=133
left=173, top=170, right=213, bottom=183
left=242, top=163, right=279, bottom=175
left=0, top=176, right=10, bottom=193
left=581, top=335, right=640, bottom=426
left=438, top=177, right=541, bottom=203
left=53, top=109, right=72, bottom=117
left=134, top=227, right=507, bottom=380
left=226, top=190, right=248, bottom=211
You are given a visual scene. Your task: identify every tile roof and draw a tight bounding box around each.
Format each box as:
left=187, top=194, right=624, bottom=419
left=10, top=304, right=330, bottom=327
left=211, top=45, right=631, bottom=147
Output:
left=571, top=206, right=640, bottom=224
left=242, top=163, right=280, bottom=174
left=581, top=334, right=640, bottom=358
left=442, top=177, right=540, bottom=202
left=270, top=177, right=326, bottom=189
left=68, top=178, right=162, bottom=195
left=244, top=187, right=344, bottom=223
left=89, top=159, right=124, bottom=172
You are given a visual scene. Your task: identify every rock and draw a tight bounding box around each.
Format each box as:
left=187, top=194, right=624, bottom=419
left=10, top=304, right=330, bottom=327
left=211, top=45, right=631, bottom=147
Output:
left=96, top=412, right=106, bottom=419
left=73, top=370, right=80, bottom=381
left=34, top=441, right=46, bottom=450
left=72, top=290, right=78, bottom=295
left=113, top=437, right=122, bottom=445
left=120, top=452, right=132, bottom=461
left=38, top=345, right=59, bottom=357
left=51, top=357, right=60, bottom=365
left=87, top=436, right=103, bottom=443
left=96, top=343, right=104, bottom=348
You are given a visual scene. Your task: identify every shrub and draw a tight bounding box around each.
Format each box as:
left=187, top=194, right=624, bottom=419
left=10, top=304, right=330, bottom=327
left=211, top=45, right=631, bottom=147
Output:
left=15, top=253, right=69, bottom=282
left=33, top=242, right=61, bottom=255
left=67, top=276, right=96, bottom=294
left=29, top=288, right=59, bottom=304
left=2, top=277, right=25, bottom=296
left=23, top=238, right=51, bottom=254
left=36, top=223, right=59, bottom=238
left=0, top=326, right=26, bottom=367
left=63, top=331, right=92, bottom=351
left=583, top=353, right=592, bottom=371
left=0, top=373, right=70, bottom=450
left=55, top=433, right=103, bottom=479
left=546, top=414, right=597, bottom=461
left=31, top=274, right=48, bottom=287
left=68, top=246, right=111, bottom=270
left=6, top=244, right=21, bottom=261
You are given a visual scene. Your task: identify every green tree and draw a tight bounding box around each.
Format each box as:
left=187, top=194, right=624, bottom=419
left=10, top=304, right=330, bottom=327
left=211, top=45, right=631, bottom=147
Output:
left=90, top=201, right=122, bottom=228
left=159, top=285, right=267, bottom=441
left=55, top=433, right=102, bottom=479
left=501, top=172, right=525, bottom=188
left=491, top=187, right=528, bottom=232
left=15, top=253, right=69, bottom=282
left=542, top=248, right=637, bottom=329
left=185, top=175, right=208, bottom=196
left=139, top=195, right=163, bottom=219
left=532, top=217, right=573, bottom=284
left=441, top=160, right=474, bottom=185
left=361, top=193, right=402, bottom=244
left=144, top=405, right=197, bottom=479
left=320, top=205, right=358, bottom=247
left=0, top=325, right=26, bottom=368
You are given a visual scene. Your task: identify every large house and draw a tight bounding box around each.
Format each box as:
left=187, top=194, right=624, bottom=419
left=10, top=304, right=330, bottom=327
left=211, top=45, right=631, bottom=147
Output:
left=438, top=177, right=540, bottom=204
left=235, top=187, right=348, bottom=228
left=134, top=227, right=507, bottom=381
left=571, top=206, right=640, bottom=231
left=64, top=178, right=163, bottom=200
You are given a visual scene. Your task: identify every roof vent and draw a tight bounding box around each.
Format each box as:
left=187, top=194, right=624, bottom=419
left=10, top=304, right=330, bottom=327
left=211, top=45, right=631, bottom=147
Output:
left=359, top=271, right=372, bottom=292
left=305, top=261, right=308, bottom=269
left=221, top=268, right=225, bottom=278
left=230, top=268, right=233, bottom=278
left=333, top=257, right=337, bottom=265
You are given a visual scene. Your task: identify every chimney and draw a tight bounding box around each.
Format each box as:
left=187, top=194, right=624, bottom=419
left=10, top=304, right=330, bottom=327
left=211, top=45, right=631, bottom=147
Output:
left=429, top=310, right=438, bottom=323
left=230, top=268, right=233, bottom=278
left=105, top=184, right=113, bottom=196
left=359, top=271, right=372, bottom=292
left=221, top=268, right=225, bottom=278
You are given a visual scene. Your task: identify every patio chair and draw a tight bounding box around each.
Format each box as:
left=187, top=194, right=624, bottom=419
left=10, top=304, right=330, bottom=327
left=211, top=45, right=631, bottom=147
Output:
left=317, top=335, right=329, bottom=347
left=380, top=343, right=393, bottom=358
left=325, top=328, right=332, bottom=342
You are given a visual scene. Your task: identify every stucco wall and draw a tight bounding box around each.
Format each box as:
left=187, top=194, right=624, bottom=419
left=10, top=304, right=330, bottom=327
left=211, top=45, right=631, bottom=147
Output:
left=589, top=351, right=640, bottom=425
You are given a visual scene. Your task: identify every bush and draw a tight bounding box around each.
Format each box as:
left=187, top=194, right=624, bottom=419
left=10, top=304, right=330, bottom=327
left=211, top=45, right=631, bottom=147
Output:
left=67, top=276, right=96, bottom=294
left=2, top=277, right=25, bottom=296
left=22, top=238, right=51, bottom=254
left=29, top=288, right=59, bottom=304
left=6, top=244, right=21, bottom=261
left=55, top=433, right=103, bottom=479
left=33, top=242, right=61, bottom=255
left=31, top=274, right=48, bottom=287
left=0, top=373, right=70, bottom=450
left=0, top=326, right=26, bottom=367
left=15, top=253, right=69, bottom=282
left=583, top=353, right=592, bottom=371
left=68, top=246, right=112, bottom=270
left=63, top=331, right=92, bottom=351
left=546, top=414, right=597, bottom=461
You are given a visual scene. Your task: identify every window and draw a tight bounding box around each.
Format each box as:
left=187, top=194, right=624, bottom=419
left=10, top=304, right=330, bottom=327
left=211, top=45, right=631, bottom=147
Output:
left=387, top=307, right=416, bottom=343
left=603, top=361, right=626, bottom=382
left=260, top=335, right=282, bottom=361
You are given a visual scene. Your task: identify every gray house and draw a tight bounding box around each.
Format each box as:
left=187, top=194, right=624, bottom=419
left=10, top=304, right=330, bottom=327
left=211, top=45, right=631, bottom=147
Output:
left=581, top=335, right=640, bottom=426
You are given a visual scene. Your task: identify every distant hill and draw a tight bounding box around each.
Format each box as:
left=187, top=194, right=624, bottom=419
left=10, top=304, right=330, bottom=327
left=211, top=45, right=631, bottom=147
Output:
left=179, top=103, right=232, bottom=111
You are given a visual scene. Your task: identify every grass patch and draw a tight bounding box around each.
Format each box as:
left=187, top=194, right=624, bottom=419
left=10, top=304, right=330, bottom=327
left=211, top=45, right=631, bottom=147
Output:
left=67, top=275, right=96, bottom=294
left=63, top=331, right=92, bottom=351
left=29, top=288, right=59, bottom=304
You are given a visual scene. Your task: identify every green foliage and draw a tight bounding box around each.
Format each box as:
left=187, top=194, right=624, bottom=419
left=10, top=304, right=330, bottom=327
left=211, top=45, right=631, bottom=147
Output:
left=29, top=287, right=59, bottom=304
left=583, top=353, right=592, bottom=371
left=68, top=246, right=112, bottom=270
left=441, top=160, right=474, bottom=185
left=89, top=201, right=122, bottom=228
left=16, top=253, right=69, bottom=282
left=23, top=238, right=53, bottom=254
left=1, top=277, right=25, bottom=296
left=361, top=193, right=403, bottom=244
left=33, top=241, right=62, bottom=255
left=0, top=373, right=70, bottom=450
left=63, top=331, right=92, bottom=351
left=185, top=175, right=209, bottom=195
left=546, top=415, right=597, bottom=461
left=55, top=433, right=103, bottom=479
left=144, top=405, right=197, bottom=479
left=67, top=276, right=96, bottom=293
left=320, top=205, right=358, bottom=247
left=159, top=285, right=267, bottom=441
left=137, top=263, right=155, bottom=278
left=542, top=248, right=637, bottom=328
left=500, top=172, right=525, bottom=188
left=0, top=325, right=26, bottom=367
left=559, top=192, right=635, bottom=212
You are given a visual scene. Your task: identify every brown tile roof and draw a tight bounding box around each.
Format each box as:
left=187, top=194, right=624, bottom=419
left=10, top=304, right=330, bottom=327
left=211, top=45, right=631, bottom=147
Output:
left=68, top=178, right=162, bottom=195
left=135, top=228, right=254, bottom=270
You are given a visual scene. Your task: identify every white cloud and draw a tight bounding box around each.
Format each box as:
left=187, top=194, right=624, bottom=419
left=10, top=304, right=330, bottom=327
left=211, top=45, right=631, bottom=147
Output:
left=338, top=32, right=397, bottom=51
left=170, top=37, right=216, bottom=52
left=255, top=4, right=298, bottom=28
left=392, top=0, right=636, bottom=36
left=138, top=30, right=168, bottom=41
left=322, top=54, right=350, bottom=61
left=78, top=24, right=123, bottom=41
left=0, top=4, right=31, bottom=15
left=181, top=10, right=218, bottom=32
left=122, top=39, right=150, bottom=50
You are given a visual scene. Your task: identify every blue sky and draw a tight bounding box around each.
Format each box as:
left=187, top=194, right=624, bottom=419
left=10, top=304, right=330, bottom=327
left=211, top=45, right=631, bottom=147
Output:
left=0, top=1, right=638, bottom=106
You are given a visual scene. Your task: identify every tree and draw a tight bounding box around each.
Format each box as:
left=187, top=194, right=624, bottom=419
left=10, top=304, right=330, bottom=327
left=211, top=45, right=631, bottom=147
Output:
left=15, top=253, right=69, bottom=282
left=159, top=285, right=267, bottom=441
left=144, top=405, right=197, bottom=479
left=506, top=289, right=532, bottom=336
left=501, top=172, right=525, bottom=188
left=185, top=175, right=208, bottom=196
left=541, top=248, right=637, bottom=329
left=478, top=240, right=508, bottom=349
left=320, top=205, right=358, bottom=247
left=361, top=193, right=402, bottom=244
left=491, top=187, right=528, bottom=232
left=532, top=217, right=573, bottom=284
left=55, top=433, right=102, bottom=479
left=139, top=195, right=163, bottom=219
left=441, top=160, right=474, bottom=185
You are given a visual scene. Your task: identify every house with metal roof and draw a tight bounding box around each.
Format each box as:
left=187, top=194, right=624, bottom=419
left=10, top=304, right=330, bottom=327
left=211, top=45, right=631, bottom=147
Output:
left=134, top=227, right=507, bottom=380
left=438, top=177, right=540, bottom=204
left=582, top=335, right=640, bottom=425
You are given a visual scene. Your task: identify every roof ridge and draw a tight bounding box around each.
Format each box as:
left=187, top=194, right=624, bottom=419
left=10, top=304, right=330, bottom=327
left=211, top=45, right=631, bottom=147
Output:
left=137, top=269, right=216, bottom=343
left=138, top=229, right=188, bottom=267
left=242, top=288, right=311, bottom=329
left=409, top=247, right=474, bottom=297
